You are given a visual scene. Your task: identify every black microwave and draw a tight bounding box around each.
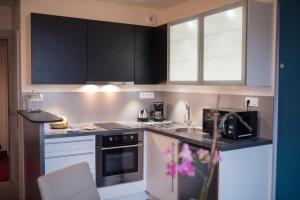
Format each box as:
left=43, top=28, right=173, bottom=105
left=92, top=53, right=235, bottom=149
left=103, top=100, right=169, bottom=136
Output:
left=202, top=108, right=258, bottom=140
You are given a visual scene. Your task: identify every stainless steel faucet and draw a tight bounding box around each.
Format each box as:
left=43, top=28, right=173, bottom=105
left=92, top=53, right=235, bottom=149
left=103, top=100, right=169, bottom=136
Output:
left=184, top=101, right=192, bottom=127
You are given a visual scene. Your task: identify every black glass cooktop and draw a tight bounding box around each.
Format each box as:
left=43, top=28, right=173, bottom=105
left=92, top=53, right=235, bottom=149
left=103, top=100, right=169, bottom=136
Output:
left=94, top=122, right=130, bottom=130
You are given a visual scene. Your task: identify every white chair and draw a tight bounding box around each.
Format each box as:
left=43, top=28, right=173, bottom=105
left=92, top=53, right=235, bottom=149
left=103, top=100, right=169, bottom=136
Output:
left=37, top=162, right=100, bottom=200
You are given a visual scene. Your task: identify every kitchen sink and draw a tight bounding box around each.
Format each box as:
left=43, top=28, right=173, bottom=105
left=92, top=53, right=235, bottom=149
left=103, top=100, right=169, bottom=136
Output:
left=175, top=127, right=202, bottom=133
left=173, top=127, right=208, bottom=138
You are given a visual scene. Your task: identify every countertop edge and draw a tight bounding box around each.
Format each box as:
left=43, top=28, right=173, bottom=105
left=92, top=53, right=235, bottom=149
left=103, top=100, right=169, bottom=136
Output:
left=18, top=110, right=63, bottom=123
left=44, top=127, right=272, bottom=151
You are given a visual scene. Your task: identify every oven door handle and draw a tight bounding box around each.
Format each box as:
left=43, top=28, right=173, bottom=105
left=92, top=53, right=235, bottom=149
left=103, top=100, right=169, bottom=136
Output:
left=98, top=143, right=143, bottom=151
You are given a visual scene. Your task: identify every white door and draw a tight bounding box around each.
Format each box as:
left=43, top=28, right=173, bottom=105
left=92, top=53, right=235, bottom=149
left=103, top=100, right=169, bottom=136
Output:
left=147, top=131, right=179, bottom=200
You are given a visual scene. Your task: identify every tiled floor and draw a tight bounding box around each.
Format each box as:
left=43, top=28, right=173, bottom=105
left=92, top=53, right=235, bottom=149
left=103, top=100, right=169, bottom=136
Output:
left=0, top=181, right=18, bottom=200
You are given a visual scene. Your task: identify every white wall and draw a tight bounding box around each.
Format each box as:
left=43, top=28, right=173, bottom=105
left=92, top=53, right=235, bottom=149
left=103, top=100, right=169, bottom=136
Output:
left=159, top=0, right=241, bottom=23
left=0, top=5, right=12, bottom=30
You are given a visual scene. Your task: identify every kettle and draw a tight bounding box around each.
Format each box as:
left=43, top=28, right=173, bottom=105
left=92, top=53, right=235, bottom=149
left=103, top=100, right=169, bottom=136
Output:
left=137, top=108, right=148, bottom=122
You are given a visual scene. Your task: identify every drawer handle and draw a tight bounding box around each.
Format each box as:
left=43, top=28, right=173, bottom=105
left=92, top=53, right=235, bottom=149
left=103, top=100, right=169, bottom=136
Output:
left=45, top=139, right=94, bottom=145
left=45, top=152, right=94, bottom=159
left=99, top=143, right=143, bottom=151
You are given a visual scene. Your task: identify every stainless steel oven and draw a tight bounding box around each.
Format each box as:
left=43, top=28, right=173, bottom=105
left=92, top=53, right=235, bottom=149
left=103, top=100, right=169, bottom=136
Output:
left=96, top=132, right=144, bottom=187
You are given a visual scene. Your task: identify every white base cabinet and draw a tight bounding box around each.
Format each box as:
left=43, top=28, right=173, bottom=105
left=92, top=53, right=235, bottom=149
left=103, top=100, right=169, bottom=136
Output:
left=219, top=144, right=272, bottom=200
left=43, top=133, right=272, bottom=200
left=44, top=135, right=96, bottom=180
left=146, top=131, right=179, bottom=200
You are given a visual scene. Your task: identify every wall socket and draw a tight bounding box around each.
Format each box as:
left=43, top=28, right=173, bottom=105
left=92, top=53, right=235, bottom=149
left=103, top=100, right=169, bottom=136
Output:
left=27, top=93, right=44, bottom=102
left=245, top=97, right=259, bottom=107
left=139, top=92, right=155, bottom=99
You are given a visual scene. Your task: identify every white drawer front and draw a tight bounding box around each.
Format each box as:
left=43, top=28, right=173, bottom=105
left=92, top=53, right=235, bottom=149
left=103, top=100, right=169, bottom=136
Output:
left=45, top=152, right=95, bottom=174
left=45, top=148, right=95, bottom=158
left=45, top=135, right=95, bottom=144
left=45, top=136, right=95, bottom=154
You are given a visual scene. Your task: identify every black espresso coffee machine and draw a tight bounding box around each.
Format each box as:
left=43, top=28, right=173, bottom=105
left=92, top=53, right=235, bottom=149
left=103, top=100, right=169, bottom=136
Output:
left=152, top=102, right=164, bottom=122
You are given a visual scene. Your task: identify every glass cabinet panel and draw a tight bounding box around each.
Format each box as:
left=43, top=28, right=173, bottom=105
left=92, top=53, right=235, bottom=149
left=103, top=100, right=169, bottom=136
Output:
left=169, top=19, right=199, bottom=82
left=202, top=6, right=244, bottom=82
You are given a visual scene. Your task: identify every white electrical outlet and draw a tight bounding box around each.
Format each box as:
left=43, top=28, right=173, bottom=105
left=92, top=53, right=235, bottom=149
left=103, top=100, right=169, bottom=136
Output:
left=139, top=92, right=155, bottom=99
left=28, top=93, right=44, bottom=102
left=245, top=97, right=259, bottom=107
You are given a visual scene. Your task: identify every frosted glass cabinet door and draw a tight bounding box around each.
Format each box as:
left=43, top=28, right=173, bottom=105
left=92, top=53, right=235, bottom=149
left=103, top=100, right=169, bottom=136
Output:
left=202, top=5, right=245, bottom=83
left=169, top=19, right=199, bottom=82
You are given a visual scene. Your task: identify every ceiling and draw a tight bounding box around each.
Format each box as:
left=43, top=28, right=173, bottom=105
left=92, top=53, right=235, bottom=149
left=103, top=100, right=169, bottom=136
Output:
left=98, top=0, right=190, bottom=9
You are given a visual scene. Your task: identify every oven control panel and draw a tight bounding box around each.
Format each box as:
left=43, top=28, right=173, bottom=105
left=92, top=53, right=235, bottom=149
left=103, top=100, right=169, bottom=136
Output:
left=103, top=133, right=139, bottom=147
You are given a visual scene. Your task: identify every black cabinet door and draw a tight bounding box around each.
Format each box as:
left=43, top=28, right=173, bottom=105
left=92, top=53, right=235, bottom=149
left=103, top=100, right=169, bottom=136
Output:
left=31, top=13, right=87, bottom=84
left=134, top=24, right=167, bottom=84
left=134, top=26, right=154, bottom=84
left=179, top=145, right=218, bottom=200
left=88, top=21, right=134, bottom=82
left=152, top=24, right=168, bottom=84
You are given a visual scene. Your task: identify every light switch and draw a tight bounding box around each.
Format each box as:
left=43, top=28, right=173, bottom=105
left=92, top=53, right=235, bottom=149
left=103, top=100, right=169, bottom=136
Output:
left=139, top=92, right=155, bottom=99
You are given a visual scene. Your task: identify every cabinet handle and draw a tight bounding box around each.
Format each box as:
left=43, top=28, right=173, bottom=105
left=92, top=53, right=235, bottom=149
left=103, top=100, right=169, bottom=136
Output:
left=280, top=63, right=285, bottom=69
left=171, top=142, right=175, bottom=192
left=99, top=143, right=143, bottom=150
left=45, top=152, right=93, bottom=159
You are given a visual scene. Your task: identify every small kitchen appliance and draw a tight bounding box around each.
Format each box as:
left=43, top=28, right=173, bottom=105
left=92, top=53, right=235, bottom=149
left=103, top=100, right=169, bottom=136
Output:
left=202, top=108, right=258, bottom=140
left=153, top=102, right=164, bottom=122
left=137, top=108, right=148, bottom=122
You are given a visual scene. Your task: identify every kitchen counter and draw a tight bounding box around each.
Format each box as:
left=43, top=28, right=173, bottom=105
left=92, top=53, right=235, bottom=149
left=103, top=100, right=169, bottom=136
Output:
left=45, top=121, right=272, bottom=151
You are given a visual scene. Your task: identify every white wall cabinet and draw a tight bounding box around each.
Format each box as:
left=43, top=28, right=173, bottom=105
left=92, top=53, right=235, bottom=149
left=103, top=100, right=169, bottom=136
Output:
left=169, top=18, right=199, bottom=83
left=44, top=135, right=96, bottom=180
left=146, top=131, right=179, bottom=200
left=203, top=5, right=244, bottom=83
left=168, top=0, right=273, bottom=86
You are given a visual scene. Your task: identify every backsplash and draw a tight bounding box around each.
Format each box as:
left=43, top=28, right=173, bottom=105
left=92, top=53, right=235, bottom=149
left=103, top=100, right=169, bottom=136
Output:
left=26, top=92, right=163, bottom=123
left=162, top=92, right=274, bottom=139
left=23, top=91, right=273, bottom=139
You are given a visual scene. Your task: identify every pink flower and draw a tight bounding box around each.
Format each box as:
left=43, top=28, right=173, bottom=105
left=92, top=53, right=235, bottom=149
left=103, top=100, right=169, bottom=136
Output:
left=179, top=143, right=193, bottom=162
left=214, top=151, right=222, bottom=165
left=197, top=149, right=210, bottom=161
left=166, top=161, right=177, bottom=178
left=178, top=160, right=196, bottom=177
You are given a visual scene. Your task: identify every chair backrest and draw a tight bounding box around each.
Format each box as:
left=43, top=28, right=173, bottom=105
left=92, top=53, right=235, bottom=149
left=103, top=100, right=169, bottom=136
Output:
left=37, top=162, right=100, bottom=200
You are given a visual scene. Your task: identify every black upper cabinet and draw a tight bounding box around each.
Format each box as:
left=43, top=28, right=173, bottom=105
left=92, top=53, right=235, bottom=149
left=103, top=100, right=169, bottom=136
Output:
left=134, top=24, right=168, bottom=84
left=134, top=26, right=154, bottom=84
left=152, top=24, right=168, bottom=84
left=31, top=13, right=87, bottom=84
left=88, top=20, right=134, bottom=82
left=31, top=13, right=167, bottom=84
